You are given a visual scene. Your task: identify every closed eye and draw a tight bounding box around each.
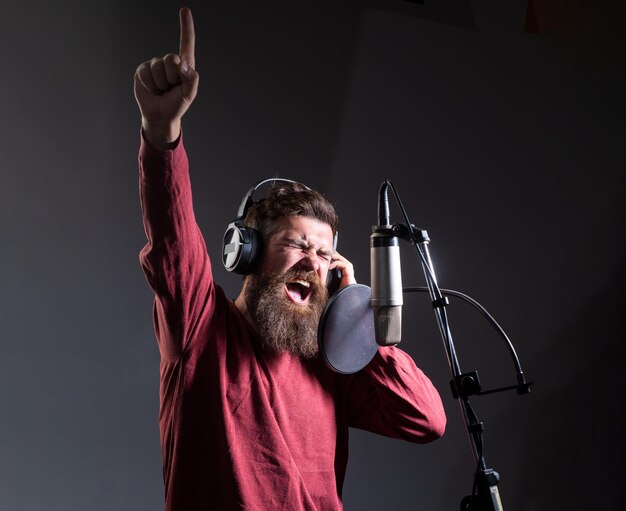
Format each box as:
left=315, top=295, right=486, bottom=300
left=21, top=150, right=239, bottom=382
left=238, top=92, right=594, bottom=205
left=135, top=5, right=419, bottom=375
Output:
left=283, top=238, right=331, bottom=262
left=318, top=251, right=332, bottom=262
left=287, top=240, right=308, bottom=250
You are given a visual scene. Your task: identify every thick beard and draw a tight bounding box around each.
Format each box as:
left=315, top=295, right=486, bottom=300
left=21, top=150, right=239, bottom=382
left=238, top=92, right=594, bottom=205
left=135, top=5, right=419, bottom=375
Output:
left=245, top=268, right=329, bottom=359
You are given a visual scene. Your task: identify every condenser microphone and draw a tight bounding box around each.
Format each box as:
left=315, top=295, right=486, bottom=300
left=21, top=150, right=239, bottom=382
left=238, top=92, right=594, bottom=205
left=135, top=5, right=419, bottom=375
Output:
left=370, top=181, right=403, bottom=346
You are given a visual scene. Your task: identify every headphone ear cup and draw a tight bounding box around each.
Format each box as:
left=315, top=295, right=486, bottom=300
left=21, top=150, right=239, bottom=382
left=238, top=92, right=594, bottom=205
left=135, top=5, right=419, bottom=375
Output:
left=222, top=222, right=263, bottom=274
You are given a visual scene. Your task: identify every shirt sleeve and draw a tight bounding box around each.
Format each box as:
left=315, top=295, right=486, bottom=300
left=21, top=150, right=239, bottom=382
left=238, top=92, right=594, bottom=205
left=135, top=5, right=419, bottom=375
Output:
left=340, top=346, right=446, bottom=444
left=138, top=132, right=215, bottom=362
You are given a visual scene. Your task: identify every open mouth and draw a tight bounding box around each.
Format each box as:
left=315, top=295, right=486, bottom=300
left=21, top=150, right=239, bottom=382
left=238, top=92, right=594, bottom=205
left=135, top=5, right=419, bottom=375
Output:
left=285, top=279, right=313, bottom=305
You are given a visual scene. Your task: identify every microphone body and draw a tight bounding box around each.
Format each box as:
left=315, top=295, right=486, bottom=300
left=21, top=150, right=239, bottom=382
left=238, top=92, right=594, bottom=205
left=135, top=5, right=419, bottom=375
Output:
left=370, top=227, right=403, bottom=346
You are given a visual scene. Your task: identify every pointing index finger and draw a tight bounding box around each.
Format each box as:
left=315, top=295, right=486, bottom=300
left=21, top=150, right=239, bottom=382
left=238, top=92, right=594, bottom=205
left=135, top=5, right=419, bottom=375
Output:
left=179, top=7, right=195, bottom=69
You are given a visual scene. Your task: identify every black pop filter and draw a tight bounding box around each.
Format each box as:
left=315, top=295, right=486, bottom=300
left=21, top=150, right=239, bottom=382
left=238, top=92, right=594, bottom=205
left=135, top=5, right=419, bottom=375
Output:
left=318, top=284, right=379, bottom=374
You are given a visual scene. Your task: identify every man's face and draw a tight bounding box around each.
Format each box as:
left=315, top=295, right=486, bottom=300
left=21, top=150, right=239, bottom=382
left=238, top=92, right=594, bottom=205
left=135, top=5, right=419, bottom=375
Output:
left=244, top=216, right=334, bottom=358
left=261, top=215, right=334, bottom=294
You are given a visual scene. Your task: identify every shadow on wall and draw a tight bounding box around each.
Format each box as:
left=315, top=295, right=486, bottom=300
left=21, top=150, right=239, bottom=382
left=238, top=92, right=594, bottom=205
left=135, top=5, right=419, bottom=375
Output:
left=483, top=258, right=626, bottom=509
left=521, top=258, right=626, bottom=508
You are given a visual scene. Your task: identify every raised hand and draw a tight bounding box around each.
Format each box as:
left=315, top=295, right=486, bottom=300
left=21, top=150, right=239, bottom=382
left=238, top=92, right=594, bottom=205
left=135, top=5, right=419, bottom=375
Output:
left=330, top=251, right=357, bottom=288
left=134, top=8, right=199, bottom=148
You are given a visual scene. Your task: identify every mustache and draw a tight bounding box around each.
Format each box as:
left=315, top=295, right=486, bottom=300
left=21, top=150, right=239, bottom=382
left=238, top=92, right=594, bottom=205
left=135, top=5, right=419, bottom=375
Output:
left=280, top=267, right=322, bottom=286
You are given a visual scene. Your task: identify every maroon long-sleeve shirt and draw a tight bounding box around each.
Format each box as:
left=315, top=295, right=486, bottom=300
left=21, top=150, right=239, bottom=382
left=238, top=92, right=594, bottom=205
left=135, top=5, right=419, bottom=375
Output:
left=138, top=135, right=446, bottom=511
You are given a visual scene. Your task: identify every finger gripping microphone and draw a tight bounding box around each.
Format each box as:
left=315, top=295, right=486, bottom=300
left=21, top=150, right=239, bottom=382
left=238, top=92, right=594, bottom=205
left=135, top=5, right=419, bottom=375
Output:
left=370, top=181, right=403, bottom=346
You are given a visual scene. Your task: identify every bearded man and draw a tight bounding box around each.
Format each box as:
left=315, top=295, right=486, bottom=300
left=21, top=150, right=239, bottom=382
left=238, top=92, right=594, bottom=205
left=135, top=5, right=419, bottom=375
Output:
left=234, top=182, right=341, bottom=360
left=136, top=8, right=446, bottom=511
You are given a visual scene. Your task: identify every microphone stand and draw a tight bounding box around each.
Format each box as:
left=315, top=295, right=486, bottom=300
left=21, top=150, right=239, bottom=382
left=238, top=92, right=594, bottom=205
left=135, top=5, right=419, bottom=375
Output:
left=391, top=222, right=531, bottom=511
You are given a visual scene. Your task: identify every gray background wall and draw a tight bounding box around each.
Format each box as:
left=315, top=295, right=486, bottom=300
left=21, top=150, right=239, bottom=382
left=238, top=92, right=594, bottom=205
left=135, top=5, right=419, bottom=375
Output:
left=1, top=0, right=624, bottom=509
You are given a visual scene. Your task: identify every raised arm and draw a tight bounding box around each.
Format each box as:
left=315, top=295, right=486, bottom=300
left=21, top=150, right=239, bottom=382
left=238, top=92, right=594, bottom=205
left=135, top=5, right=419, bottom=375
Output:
left=134, top=7, right=199, bottom=148
left=136, top=9, right=214, bottom=361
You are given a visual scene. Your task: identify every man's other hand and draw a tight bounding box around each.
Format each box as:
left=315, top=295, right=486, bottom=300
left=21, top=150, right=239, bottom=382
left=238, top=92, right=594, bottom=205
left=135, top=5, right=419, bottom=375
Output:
left=330, top=252, right=357, bottom=289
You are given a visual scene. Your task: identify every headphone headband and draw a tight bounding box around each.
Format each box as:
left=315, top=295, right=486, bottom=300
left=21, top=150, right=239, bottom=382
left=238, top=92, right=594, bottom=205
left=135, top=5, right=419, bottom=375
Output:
left=236, top=178, right=305, bottom=219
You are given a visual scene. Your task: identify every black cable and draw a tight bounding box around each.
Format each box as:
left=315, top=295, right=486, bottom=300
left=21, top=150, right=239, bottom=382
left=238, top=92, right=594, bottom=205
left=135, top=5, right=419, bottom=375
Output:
left=403, top=286, right=524, bottom=376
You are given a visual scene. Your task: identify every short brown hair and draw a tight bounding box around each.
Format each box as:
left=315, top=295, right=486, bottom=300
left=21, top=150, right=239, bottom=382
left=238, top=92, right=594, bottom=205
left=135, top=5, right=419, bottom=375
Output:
left=244, top=182, right=338, bottom=241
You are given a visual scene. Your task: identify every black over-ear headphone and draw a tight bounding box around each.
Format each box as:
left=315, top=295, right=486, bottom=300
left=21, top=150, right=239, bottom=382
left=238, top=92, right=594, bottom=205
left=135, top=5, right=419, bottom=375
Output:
left=222, top=178, right=302, bottom=275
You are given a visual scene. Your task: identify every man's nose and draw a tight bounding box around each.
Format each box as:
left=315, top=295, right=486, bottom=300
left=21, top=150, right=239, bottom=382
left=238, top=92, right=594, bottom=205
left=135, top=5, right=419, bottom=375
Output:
left=298, top=251, right=321, bottom=272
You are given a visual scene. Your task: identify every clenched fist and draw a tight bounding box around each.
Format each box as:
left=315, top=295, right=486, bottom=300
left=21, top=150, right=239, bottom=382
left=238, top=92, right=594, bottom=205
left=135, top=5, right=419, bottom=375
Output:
left=134, top=8, right=199, bottom=148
